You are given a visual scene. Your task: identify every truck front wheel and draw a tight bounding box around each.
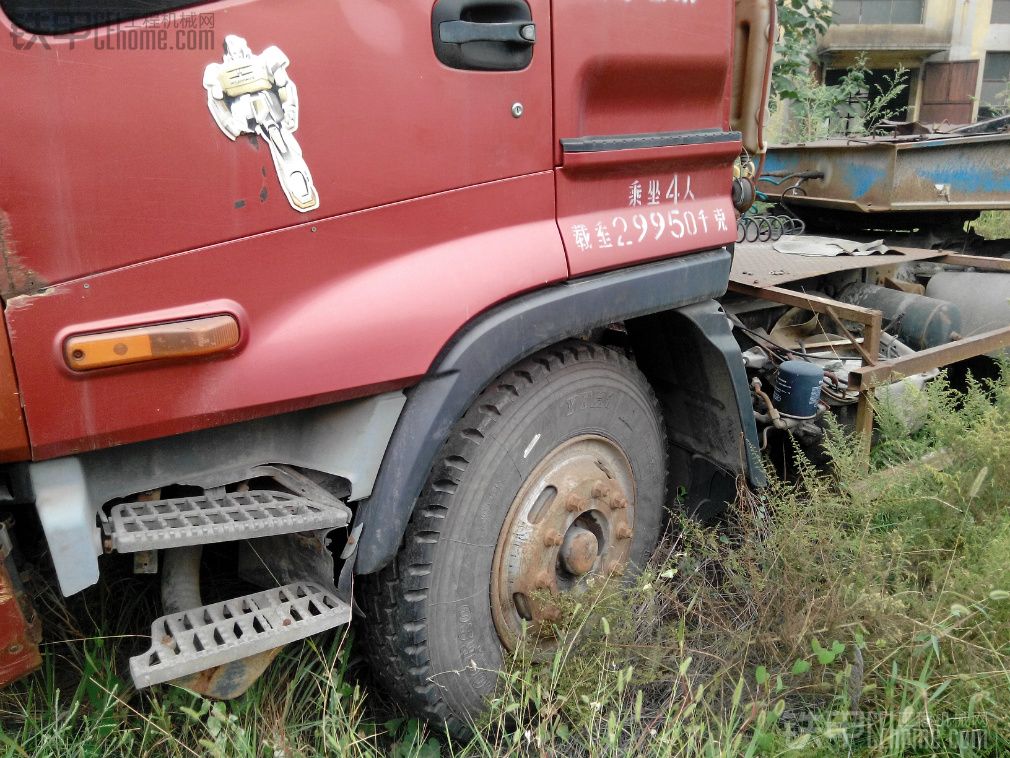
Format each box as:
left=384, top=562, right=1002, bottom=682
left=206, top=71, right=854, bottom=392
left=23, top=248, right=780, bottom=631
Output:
left=359, top=341, right=667, bottom=734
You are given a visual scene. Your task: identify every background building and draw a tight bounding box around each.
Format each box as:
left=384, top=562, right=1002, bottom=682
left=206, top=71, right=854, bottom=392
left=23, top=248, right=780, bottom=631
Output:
left=819, top=0, right=1010, bottom=123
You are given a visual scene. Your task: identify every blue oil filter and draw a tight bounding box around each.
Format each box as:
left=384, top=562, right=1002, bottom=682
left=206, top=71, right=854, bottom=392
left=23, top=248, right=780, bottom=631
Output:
left=772, top=360, right=824, bottom=419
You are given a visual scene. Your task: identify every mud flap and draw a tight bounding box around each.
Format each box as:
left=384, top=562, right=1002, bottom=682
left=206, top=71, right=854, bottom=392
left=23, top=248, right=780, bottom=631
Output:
left=627, top=299, right=765, bottom=504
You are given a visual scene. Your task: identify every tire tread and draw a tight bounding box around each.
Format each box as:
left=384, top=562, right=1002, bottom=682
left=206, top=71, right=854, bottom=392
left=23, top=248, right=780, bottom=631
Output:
left=357, top=340, right=664, bottom=734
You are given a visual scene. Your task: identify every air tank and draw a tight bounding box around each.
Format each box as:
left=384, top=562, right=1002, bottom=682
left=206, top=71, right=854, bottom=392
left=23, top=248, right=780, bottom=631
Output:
left=837, top=283, right=961, bottom=350
left=926, top=272, right=1010, bottom=339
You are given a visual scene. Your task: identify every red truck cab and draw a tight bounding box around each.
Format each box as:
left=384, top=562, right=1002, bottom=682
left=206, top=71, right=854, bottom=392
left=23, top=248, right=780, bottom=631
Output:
left=0, top=0, right=772, bottom=732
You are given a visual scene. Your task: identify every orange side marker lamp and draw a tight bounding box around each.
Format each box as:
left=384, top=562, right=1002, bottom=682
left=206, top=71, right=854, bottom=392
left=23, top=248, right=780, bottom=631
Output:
left=64, top=315, right=240, bottom=371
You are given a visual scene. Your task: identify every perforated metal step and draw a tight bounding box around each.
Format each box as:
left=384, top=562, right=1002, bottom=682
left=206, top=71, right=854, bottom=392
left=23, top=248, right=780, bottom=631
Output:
left=130, top=582, right=351, bottom=688
left=108, top=491, right=350, bottom=553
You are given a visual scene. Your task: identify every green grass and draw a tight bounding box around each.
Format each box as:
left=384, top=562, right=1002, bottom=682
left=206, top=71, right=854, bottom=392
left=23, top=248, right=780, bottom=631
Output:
left=5, top=369, right=1010, bottom=756
left=968, top=211, right=1010, bottom=241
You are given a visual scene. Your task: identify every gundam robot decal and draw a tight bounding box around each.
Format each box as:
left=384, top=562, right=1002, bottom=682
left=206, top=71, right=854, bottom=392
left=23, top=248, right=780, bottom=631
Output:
left=203, top=35, right=320, bottom=213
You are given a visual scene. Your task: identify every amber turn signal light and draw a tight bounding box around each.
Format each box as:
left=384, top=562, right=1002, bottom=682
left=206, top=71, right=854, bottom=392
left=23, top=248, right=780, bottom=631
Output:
left=64, top=315, right=240, bottom=371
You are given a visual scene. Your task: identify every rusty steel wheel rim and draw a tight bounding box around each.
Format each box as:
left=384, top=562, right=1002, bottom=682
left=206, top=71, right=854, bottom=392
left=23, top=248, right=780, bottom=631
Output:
left=490, top=434, right=636, bottom=650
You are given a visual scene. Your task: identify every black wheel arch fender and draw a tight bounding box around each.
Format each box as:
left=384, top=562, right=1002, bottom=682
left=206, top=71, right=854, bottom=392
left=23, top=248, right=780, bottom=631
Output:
left=626, top=301, right=765, bottom=520
left=352, top=248, right=761, bottom=576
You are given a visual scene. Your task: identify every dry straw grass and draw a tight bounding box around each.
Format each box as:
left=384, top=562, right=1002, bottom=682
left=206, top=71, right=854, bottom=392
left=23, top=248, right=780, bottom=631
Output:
left=4, top=368, right=1010, bottom=756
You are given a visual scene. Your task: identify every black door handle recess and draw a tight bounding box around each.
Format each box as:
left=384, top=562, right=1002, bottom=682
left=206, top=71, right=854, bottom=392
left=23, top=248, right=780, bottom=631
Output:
left=432, top=0, right=536, bottom=72
left=439, top=20, right=536, bottom=45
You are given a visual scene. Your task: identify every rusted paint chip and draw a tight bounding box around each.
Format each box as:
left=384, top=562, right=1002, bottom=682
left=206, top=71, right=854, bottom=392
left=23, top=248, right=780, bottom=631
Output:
left=0, top=524, right=42, bottom=687
left=0, top=212, right=47, bottom=299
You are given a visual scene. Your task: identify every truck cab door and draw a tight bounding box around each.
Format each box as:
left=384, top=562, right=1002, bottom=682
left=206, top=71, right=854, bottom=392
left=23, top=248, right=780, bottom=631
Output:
left=0, top=0, right=565, bottom=456
left=0, top=0, right=556, bottom=281
left=552, top=0, right=741, bottom=277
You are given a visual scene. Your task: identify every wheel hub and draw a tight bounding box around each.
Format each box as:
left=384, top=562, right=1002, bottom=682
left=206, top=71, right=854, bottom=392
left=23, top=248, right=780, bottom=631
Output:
left=490, top=435, right=636, bottom=649
left=560, top=526, right=598, bottom=576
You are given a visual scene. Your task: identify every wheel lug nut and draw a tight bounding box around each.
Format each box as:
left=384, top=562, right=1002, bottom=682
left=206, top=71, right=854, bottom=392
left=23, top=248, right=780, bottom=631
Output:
left=543, top=604, right=562, bottom=622
left=543, top=530, right=563, bottom=547
left=565, top=493, right=586, bottom=513
left=592, top=480, right=610, bottom=499
left=617, top=526, right=633, bottom=540
left=611, top=495, right=628, bottom=510
left=606, top=561, right=624, bottom=577
left=536, top=572, right=553, bottom=589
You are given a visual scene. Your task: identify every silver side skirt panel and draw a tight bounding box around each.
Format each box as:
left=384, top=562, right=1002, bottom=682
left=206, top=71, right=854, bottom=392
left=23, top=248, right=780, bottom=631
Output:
left=29, top=391, right=405, bottom=596
left=30, top=458, right=103, bottom=596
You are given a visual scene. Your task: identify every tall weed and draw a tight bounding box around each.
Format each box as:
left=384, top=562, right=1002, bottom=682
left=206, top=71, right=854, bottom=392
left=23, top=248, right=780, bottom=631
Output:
left=6, top=369, right=1010, bottom=756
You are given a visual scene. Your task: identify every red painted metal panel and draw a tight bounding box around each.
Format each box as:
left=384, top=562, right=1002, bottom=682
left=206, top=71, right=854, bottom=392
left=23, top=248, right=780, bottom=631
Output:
left=0, top=1, right=564, bottom=457
left=0, top=0, right=554, bottom=289
left=7, top=173, right=566, bottom=458
left=0, top=318, right=29, bottom=462
left=551, top=0, right=737, bottom=275
left=557, top=140, right=739, bottom=277
left=551, top=0, right=734, bottom=158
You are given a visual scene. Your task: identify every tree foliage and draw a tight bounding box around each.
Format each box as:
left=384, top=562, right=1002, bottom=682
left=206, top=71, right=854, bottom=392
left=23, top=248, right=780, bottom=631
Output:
left=773, top=0, right=834, bottom=102
left=782, top=56, right=909, bottom=141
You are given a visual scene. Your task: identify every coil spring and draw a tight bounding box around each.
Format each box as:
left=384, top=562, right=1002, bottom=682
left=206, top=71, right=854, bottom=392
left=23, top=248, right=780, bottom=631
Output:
left=736, top=214, right=805, bottom=244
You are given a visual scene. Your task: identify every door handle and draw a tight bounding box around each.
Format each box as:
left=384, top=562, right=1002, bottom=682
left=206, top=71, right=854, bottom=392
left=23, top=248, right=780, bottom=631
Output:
left=432, top=0, right=535, bottom=72
left=439, top=20, right=536, bottom=46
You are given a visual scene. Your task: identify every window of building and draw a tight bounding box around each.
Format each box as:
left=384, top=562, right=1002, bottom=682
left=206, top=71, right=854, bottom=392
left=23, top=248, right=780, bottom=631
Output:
left=1, top=0, right=205, bottom=34
left=979, top=52, right=1010, bottom=118
left=833, top=0, right=924, bottom=24
left=993, top=0, right=1010, bottom=24
left=824, top=67, right=912, bottom=132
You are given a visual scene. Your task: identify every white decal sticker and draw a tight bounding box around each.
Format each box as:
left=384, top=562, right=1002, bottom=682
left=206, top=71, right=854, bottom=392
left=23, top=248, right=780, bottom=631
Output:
left=647, top=179, right=662, bottom=206
left=595, top=221, right=613, bottom=248
left=628, top=179, right=643, bottom=207
left=571, top=224, right=593, bottom=252
left=713, top=207, right=729, bottom=231
left=568, top=172, right=728, bottom=253
left=204, top=35, right=320, bottom=213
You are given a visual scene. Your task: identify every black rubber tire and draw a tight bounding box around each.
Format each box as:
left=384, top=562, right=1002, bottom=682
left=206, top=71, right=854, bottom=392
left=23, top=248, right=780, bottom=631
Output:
left=357, top=340, right=667, bottom=735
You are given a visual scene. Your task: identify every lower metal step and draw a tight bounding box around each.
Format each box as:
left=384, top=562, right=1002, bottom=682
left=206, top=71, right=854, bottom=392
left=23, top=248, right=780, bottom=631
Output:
left=108, top=490, right=350, bottom=553
left=130, top=582, right=351, bottom=689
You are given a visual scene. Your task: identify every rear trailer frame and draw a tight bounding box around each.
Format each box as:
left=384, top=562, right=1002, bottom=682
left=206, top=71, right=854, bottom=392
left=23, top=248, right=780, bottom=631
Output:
left=728, top=244, right=1010, bottom=460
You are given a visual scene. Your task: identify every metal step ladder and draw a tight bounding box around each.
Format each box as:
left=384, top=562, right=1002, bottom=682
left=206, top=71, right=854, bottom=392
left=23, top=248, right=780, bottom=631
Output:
left=130, top=581, right=351, bottom=688
left=107, top=490, right=351, bottom=553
